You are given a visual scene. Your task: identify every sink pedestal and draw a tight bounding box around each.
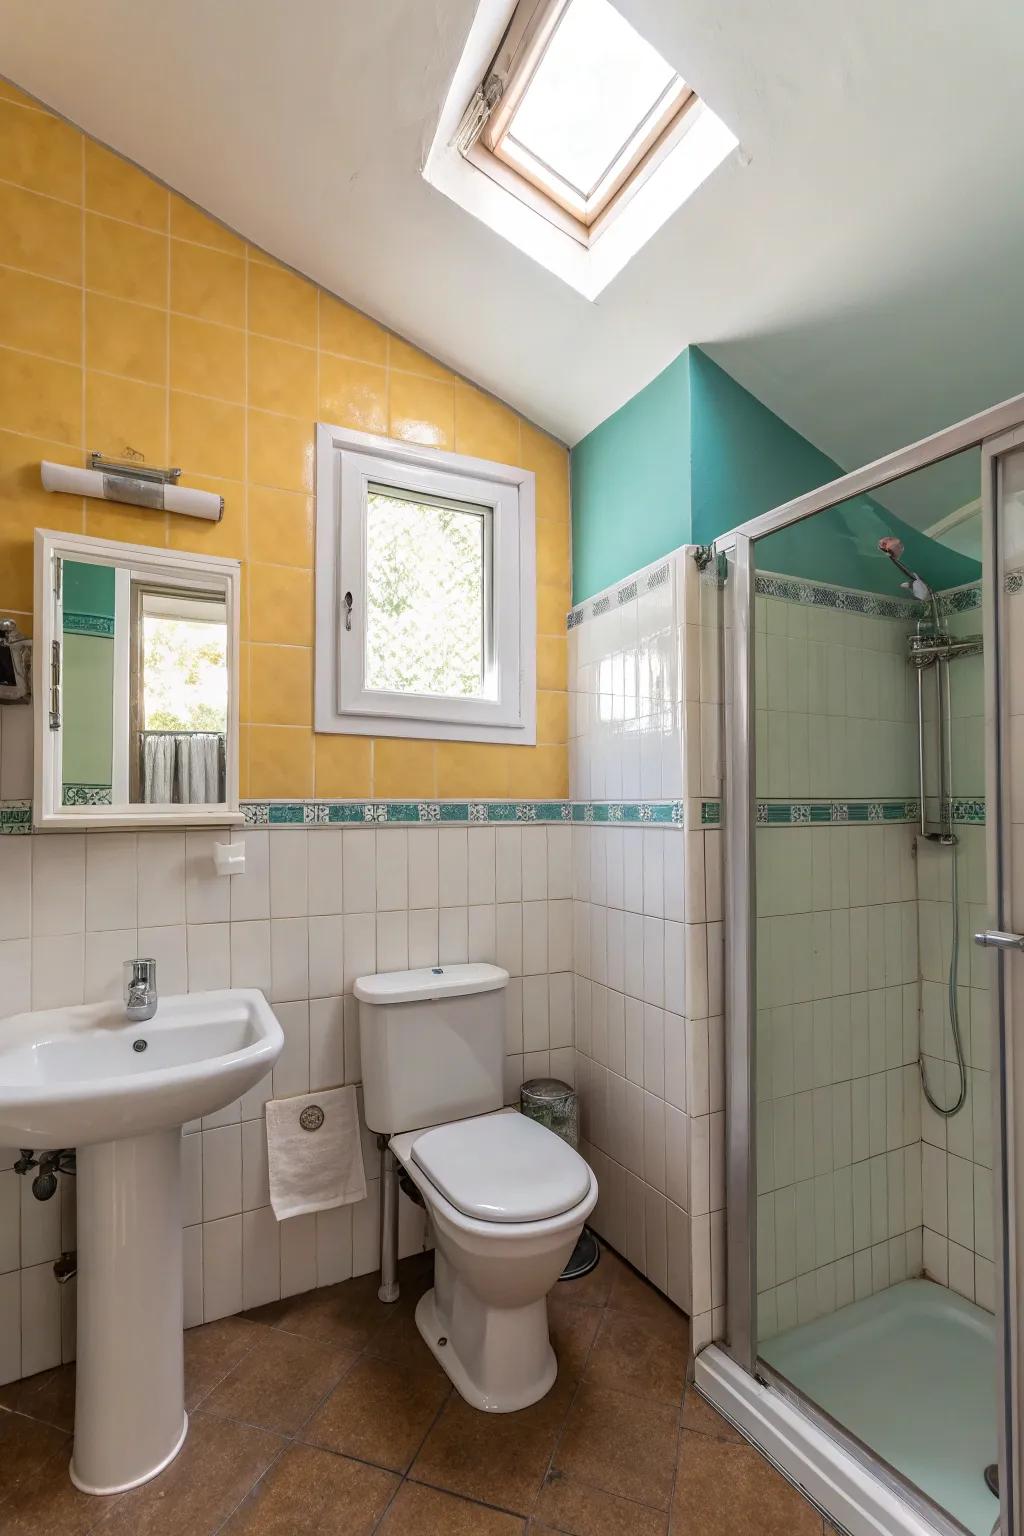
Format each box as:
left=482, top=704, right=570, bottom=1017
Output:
left=71, top=1129, right=188, bottom=1494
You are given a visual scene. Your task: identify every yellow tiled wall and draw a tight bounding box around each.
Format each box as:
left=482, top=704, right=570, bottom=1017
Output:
left=0, top=81, right=570, bottom=800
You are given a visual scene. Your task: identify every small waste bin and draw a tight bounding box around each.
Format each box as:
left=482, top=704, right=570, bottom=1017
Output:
left=520, top=1077, right=599, bottom=1281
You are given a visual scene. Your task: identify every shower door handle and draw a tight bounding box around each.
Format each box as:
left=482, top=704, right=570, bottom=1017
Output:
left=974, top=929, right=1024, bottom=951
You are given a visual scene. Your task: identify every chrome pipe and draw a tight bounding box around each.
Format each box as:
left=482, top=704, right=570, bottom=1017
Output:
left=377, top=1137, right=400, bottom=1304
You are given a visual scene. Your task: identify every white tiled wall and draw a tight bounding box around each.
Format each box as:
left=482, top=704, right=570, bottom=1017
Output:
left=0, top=821, right=574, bottom=1384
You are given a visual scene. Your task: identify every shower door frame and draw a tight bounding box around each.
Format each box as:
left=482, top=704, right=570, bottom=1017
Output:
left=710, top=391, right=1024, bottom=1536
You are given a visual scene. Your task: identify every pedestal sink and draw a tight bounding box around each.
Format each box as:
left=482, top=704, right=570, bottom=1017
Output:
left=0, top=989, right=282, bottom=1495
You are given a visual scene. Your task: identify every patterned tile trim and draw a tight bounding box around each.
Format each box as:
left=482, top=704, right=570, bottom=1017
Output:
left=240, top=799, right=687, bottom=827
left=756, top=572, right=919, bottom=620
left=62, top=784, right=113, bottom=806
left=63, top=611, right=116, bottom=638
left=948, top=798, right=986, bottom=824
left=566, top=557, right=677, bottom=630
left=0, top=801, right=31, bottom=833
left=756, top=799, right=921, bottom=826
left=701, top=800, right=722, bottom=826
left=1006, top=570, right=1023, bottom=596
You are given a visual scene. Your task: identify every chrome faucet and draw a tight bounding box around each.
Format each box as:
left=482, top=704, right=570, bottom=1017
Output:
left=123, top=957, right=158, bottom=1022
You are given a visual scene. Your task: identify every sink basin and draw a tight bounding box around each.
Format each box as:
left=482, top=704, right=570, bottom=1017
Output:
left=0, top=989, right=282, bottom=1498
left=0, top=989, right=283, bottom=1147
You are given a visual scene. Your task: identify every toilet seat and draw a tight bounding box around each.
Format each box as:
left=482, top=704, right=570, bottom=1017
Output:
left=411, top=1109, right=590, bottom=1224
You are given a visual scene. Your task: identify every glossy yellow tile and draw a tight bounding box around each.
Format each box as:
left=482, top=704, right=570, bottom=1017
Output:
left=508, top=745, right=568, bottom=798
left=318, top=354, right=387, bottom=435
left=0, top=81, right=42, bottom=108
left=169, top=314, right=245, bottom=402
left=247, top=486, right=314, bottom=568
left=537, top=582, right=571, bottom=636
left=319, top=294, right=387, bottom=365
left=247, top=410, right=314, bottom=492
left=537, top=690, right=569, bottom=744
left=388, top=335, right=454, bottom=382
left=0, top=98, right=81, bottom=202
left=248, top=333, right=316, bottom=418
left=249, top=643, right=312, bottom=726
left=373, top=740, right=437, bottom=799
left=247, top=258, right=315, bottom=347
left=314, top=734, right=372, bottom=798
left=168, top=476, right=245, bottom=559
left=84, top=502, right=168, bottom=548
left=0, top=268, right=81, bottom=363
left=248, top=563, right=313, bottom=647
left=85, top=292, right=166, bottom=384
left=537, top=517, right=571, bottom=587
left=168, top=391, right=244, bottom=482
left=250, top=725, right=314, bottom=798
left=170, top=239, right=245, bottom=327
left=0, top=181, right=82, bottom=282
left=169, top=194, right=245, bottom=254
left=520, top=420, right=570, bottom=522
left=436, top=743, right=511, bottom=799
left=86, top=370, right=166, bottom=464
left=453, top=385, right=520, bottom=463
left=84, top=140, right=168, bottom=230
left=389, top=371, right=453, bottom=449
left=537, top=633, right=568, bottom=692
left=0, top=347, right=81, bottom=443
left=85, top=212, right=168, bottom=307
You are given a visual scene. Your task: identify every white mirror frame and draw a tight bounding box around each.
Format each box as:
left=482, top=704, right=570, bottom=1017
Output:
left=33, top=529, right=243, bottom=830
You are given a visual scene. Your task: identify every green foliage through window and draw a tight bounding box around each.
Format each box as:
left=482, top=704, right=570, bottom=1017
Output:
left=144, top=616, right=228, bottom=731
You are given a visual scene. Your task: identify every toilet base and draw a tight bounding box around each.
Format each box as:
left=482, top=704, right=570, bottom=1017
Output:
left=415, top=1287, right=558, bottom=1413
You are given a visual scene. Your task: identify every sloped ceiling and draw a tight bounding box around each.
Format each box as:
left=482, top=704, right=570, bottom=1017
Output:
left=4, top=0, right=1023, bottom=523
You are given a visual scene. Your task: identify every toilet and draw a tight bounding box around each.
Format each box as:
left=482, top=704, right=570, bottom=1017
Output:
left=355, top=962, right=597, bottom=1413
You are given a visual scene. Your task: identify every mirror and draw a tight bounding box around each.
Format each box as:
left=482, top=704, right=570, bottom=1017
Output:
left=35, top=531, right=241, bottom=827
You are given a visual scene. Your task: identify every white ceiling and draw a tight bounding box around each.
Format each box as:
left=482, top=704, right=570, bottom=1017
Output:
left=4, top=0, right=1024, bottom=516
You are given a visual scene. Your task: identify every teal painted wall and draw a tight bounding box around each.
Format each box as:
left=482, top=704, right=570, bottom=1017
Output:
left=688, top=350, right=980, bottom=591
left=64, top=559, right=115, bottom=620
left=570, top=352, right=690, bottom=603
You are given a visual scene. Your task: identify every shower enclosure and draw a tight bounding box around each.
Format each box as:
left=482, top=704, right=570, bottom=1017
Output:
left=696, top=399, right=1024, bottom=1536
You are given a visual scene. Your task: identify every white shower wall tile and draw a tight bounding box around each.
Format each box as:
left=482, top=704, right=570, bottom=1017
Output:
left=0, top=819, right=574, bottom=1383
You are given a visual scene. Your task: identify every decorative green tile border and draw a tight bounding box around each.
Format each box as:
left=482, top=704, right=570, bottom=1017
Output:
left=242, top=799, right=688, bottom=827
left=701, top=800, right=722, bottom=826
left=756, top=799, right=920, bottom=826
left=62, top=784, right=113, bottom=806
left=0, top=801, right=31, bottom=834
left=63, top=611, right=116, bottom=637
left=948, top=798, right=986, bottom=824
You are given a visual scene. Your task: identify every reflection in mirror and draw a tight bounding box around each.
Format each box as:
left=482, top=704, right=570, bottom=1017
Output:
left=60, top=560, right=228, bottom=809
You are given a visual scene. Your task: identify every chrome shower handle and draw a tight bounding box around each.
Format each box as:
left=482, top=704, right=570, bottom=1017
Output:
left=974, top=929, right=1024, bottom=951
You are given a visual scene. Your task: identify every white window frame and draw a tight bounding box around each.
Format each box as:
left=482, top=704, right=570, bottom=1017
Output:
left=315, top=422, right=536, bottom=745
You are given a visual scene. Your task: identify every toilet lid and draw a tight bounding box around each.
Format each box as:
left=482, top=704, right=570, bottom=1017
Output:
left=411, top=1112, right=591, bottom=1223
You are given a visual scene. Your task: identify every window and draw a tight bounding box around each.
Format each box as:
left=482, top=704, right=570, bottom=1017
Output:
left=478, top=0, right=694, bottom=232
left=315, top=423, right=536, bottom=744
left=426, top=0, right=735, bottom=296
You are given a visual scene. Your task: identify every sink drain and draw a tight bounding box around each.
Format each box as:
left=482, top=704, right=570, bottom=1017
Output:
left=132, top=1039, right=148, bottom=1053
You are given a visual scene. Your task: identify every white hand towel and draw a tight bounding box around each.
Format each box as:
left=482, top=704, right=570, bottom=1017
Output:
left=265, top=1085, right=367, bottom=1220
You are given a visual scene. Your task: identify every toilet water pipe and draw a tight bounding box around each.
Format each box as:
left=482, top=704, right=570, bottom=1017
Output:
left=378, top=1136, right=400, bottom=1304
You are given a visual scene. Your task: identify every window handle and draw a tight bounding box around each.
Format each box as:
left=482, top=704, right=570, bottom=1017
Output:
left=343, top=591, right=353, bottom=631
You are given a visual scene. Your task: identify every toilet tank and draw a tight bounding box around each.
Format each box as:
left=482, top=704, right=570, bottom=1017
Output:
left=354, top=963, right=508, bottom=1134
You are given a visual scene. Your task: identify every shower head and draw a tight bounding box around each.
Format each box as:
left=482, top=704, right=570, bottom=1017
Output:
left=877, top=535, right=934, bottom=603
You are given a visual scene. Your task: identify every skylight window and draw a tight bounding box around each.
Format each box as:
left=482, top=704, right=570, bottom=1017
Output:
left=425, top=0, right=738, bottom=298
left=487, top=0, right=691, bottom=227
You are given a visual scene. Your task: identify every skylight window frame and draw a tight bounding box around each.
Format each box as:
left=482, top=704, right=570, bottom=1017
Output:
left=470, top=0, right=697, bottom=239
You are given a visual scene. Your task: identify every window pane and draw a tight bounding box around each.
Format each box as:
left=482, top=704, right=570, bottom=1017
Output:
left=142, top=609, right=228, bottom=732
left=365, top=487, right=487, bottom=699
left=507, top=0, right=677, bottom=198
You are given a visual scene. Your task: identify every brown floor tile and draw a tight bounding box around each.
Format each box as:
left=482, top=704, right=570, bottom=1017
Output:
left=552, top=1246, right=616, bottom=1309
left=534, top=1470, right=668, bottom=1536
left=201, top=1328, right=355, bottom=1437
left=184, top=1317, right=267, bottom=1410
left=606, top=1263, right=687, bottom=1333
left=0, top=1412, right=69, bottom=1504
left=0, top=1366, right=76, bottom=1433
left=363, top=1307, right=444, bottom=1376
left=671, top=1431, right=823, bottom=1535
left=547, top=1297, right=602, bottom=1382
left=378, top=1481, right=526, bottom=1534
left=219, top=1442, right=398, bottom=1535
left=0, top=1433, right=113, bottom=1536
left=246, top=1274, right=393, bottom=1353
left=553, top=1383, right=679, bottom=1511
left=584, top=1308, right=688, bottom=1406
left=411, top=1373, right=576, bottom=1516
left=93, top=1413, right=283, bottom=1536
left=679, top=1386, right=743, bottom=1443
left=300, top=1355, right=449, bottom=1473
